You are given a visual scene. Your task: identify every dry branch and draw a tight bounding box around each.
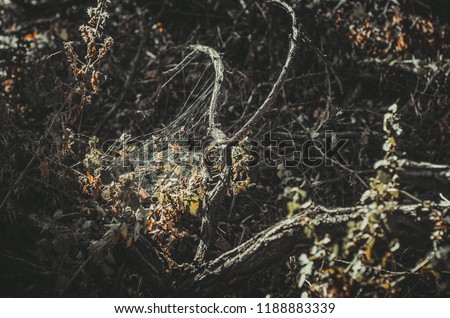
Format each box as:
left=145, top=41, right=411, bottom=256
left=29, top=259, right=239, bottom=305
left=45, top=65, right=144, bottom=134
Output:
left=397, top=159, right=450, bottom=194
left=194, top=165, right=231, bottom=262
left=160, top=43, right=228, bottom=262
left=187, top=45, right=225, bottom=133
left=13, top=199, right=448, bottom=297
left=194, top=0, right=301, bottom=262
left=184, top=45, right=227, bottom=262
left=227, top=0, right=300, bottom=145
left=176, top=202, right=447, bottom=296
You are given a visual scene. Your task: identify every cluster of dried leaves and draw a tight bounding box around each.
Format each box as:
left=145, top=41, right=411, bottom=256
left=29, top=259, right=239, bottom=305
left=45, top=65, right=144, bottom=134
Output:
left=63, top=0, right=113, bottom=119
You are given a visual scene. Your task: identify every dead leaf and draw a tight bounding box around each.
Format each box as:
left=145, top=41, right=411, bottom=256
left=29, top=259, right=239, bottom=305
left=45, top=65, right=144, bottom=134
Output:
left=189, top=201, right=200, bottom=216
left=91, top=71, right=100, bottom=93
left=24, top=31, right=37, bottom=41
left=86, top=171, right=94, bottom=184
left=139, top=188, right=149, bottom=199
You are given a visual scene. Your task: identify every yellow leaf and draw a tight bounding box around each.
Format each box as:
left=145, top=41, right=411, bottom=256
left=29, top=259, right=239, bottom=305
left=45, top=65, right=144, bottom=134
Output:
left=387, top=188, right=399, bottom=199
left=287, top=201, right=301, bottom=216
left=388, top=136, right=397, bottom=147
left=373, top=181, right=386, bottom=194
left=86, top=171, right=94, bottom=184
left=238, top=184, right=247, bottom=192
left=365, top=238, right=376, bottom=261
left=189, top=201, right=199, bottom=216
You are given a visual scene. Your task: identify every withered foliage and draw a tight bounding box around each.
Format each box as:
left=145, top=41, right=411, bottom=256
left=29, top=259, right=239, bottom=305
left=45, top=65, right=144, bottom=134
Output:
left=0, top=0, right=449, bottom=297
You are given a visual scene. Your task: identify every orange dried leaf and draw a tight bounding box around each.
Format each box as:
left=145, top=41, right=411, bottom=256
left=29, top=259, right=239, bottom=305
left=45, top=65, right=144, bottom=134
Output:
left=24, top=31, right=37, bottom=41
left=154, top=22, right=164, bottom=34
left=86, top=171, right=94, bottom=184
left=396, top=35, right=408, bottom=52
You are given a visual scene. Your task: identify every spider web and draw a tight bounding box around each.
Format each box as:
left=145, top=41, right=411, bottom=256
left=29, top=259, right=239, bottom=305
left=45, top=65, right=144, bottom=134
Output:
left=101, top=54, right=219, bottom=196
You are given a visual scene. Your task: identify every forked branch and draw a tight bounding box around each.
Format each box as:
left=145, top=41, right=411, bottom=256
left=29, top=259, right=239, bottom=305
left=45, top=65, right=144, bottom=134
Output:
left=192, top=0, right=300, bottom=262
